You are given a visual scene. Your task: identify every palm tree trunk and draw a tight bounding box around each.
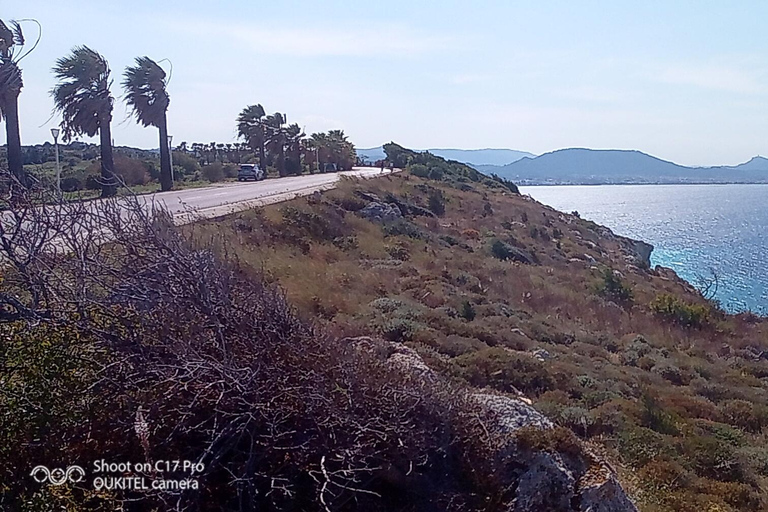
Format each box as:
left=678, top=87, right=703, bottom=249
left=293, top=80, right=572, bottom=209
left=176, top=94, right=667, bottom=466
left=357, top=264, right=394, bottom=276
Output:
left=158, top=114, right=172, bottom=191
left=2, top=92, right=26, bottom=187
left=99, top=115, right=117, bottom=197
left=278, top=142, right=286, bottom=177
left=258, top=128, right=267, bottom=176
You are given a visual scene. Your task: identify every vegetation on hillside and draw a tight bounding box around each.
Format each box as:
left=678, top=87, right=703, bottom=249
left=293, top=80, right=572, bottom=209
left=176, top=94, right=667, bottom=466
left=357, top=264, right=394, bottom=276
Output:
left=178, top=153, right=768, bottom=511
left=0, top=169, right=621, bottom=511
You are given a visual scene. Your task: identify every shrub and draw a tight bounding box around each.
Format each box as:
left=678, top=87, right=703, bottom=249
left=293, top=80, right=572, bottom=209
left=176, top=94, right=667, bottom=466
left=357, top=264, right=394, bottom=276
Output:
left=380, top=318, right=418, bottom=342
left=428, top=166, right=444, bottom=180
left=222, top=163, right=238, bottom=178
left=720, top=399, right=768, bottom=433
left=654, top=363, right=694, bottom=386
left=641, top=393, right=679, bottom=435
left=114, top=155, right=150, bottom=185
left=172, top=151, right=201, bottom=176
left=450, top=347, right=554, bottom=395
left=618, top=426, right=673, bottom=467
left=408, top=163, right=429, bottom=178
left=382, top=219, right=425, bottom=239
left=281, top=206, right=343, bottom=241
left=684, top=435, right=745, bottom=482
left=60, top=176, right=82, bottom=192
left=515, top=426, right=584, bottom=458
left=650, top=294, right=710, bottom=328
left=460, top=300, right=476, bottom=321
left=427, top=190, right=446, bottom=216
left=489, top=239, right=536, bottom=264
left=594, top=268, right=633, bottom=304
left=202, top=163, right=225, bottom=182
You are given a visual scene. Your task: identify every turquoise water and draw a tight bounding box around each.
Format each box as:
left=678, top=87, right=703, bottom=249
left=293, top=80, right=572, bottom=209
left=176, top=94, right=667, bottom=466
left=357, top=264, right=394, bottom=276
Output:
left=520, top=184, right=768, bottom=314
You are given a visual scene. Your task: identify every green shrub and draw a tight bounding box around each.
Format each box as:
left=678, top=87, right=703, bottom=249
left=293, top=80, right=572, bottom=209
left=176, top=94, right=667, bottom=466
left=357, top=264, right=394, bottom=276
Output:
left=650, top=294, right=710, bottom=328
left=428, top=167, right=444, bottom=180
left=427, top=190, right=446, bottom=216
left=450, top=347, right=553, bottom=395
left=618, top=426, right=673, bottom=467
left=222, top=163, right=238, bottom=178
left=60, top=176, right=82, bottom=192
left=408, top=163, right=429, bottom=178
left=202, top=162, right=225, bottom=182
left=684, top=435, right=745, bottom=482
left=641, top=392, right=679, bottom=435
left=172, top=151, right=202, bottom=176
left=460, top=300, right=476, bottom=321
left=380, top=318, right=418, bottom=342
left=594, top=268, right=633, bottom=304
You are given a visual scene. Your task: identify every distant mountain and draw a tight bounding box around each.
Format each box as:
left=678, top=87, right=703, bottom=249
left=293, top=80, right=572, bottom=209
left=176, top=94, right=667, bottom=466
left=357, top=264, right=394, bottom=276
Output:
left=479, top=148, right=768, bottom=185
left=356, top=146, right=534, bottom=167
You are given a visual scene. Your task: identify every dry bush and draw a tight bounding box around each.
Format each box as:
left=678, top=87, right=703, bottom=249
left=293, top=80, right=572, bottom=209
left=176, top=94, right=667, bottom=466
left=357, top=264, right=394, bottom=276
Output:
left=0, top=177, right=498, bottom=511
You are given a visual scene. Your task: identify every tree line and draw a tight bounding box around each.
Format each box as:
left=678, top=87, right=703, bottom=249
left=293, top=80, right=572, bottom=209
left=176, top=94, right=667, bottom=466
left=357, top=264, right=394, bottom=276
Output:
left=0, top=18, right=356, bottom=198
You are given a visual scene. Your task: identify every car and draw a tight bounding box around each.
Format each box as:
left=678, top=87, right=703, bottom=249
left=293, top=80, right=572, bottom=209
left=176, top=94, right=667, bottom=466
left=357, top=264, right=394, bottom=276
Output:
left=237, top=164, right=264, bottom=181
left=322, top=163, right=338, bottom=173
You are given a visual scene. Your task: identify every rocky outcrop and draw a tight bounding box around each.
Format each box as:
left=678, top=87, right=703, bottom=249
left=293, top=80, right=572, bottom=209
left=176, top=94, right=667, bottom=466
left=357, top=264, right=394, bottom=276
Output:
left=595, top=225, right=653, bottom=269
left=358, top=202, right=403, bottom=223
left=349, top=336, right=639, bottom=512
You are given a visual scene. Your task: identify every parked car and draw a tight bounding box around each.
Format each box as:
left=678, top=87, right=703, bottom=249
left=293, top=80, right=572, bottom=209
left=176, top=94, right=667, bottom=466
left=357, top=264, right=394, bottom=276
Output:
left=237, top=164, right=264, bottom=181
left=322, top=163, right=338, bottom=173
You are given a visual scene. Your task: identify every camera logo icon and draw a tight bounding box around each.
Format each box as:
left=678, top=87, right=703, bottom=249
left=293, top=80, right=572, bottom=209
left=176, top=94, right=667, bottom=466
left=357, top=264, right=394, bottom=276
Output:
left=30, top=465, right=86, bottom=485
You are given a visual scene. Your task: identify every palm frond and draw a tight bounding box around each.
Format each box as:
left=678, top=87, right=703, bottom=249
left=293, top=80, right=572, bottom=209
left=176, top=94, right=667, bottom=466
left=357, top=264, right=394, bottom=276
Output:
left=10, top=21, right=23, bottom=46
left=51, top=46, right=113, bottom=140
left=122, top=56, right=169, bottom=128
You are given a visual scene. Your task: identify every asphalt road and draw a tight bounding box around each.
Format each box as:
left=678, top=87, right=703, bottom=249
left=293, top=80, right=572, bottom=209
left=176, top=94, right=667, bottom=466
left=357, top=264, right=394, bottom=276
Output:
left=144, top=167, right=397, bottom=224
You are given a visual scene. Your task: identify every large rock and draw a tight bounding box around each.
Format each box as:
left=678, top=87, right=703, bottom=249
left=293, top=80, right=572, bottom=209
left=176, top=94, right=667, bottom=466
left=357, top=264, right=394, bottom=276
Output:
left=350, top=337, right=639, bottom=512
left=358, top=201, right=403, bottom=223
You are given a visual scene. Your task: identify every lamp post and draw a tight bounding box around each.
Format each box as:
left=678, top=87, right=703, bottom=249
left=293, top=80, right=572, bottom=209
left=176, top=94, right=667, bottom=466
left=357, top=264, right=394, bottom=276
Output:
left=167, top=135, right=174, bottom=183
left=50, top=128, right=61, bottom=194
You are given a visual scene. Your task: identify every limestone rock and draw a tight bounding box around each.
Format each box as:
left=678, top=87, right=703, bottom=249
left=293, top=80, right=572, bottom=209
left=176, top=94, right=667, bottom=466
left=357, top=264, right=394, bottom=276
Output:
left=358, top=202, right=403, bottom=223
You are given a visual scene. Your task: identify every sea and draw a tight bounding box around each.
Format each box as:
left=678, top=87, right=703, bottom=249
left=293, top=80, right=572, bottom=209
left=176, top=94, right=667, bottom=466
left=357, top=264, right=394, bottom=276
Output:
left=519, top=184, right=768, bottom=315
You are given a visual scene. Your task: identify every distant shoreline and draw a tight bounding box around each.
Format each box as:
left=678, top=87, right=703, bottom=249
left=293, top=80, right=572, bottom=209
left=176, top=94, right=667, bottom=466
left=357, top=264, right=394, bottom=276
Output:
left=518, top=181, right=768, bottom=187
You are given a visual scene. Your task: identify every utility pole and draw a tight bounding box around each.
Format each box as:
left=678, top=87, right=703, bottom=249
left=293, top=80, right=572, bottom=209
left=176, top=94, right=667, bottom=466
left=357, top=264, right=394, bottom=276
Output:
left=51, top=128, right=61, bottom=194
left=168, top=135, right=174, bottom=183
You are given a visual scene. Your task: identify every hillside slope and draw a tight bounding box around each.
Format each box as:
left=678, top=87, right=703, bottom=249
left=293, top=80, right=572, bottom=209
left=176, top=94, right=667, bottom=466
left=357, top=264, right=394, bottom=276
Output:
left=484, top=148, right=768, bottom=184
left=191, top=148, right=768, bottom=511
left=4, top=149, right=768, bottom=511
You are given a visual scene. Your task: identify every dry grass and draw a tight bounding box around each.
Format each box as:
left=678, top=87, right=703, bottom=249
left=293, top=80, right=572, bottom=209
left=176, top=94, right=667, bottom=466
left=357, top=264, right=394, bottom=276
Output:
left=185, top=171, right=768, bottom=511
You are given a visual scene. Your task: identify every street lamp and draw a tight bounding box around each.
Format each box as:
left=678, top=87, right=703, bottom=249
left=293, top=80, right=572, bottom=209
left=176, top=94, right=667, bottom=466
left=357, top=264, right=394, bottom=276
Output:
left=167, top=135, right=174, bottom=183
left=50, top=128, right=61, bottom=194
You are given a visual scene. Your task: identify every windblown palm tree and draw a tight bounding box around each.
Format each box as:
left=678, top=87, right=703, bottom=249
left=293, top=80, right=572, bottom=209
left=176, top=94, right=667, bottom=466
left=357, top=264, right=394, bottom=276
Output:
left=236, top=104, right=268, bottom=172
left=122, top=57, right=172, bottom=191
left=265, top=113, right=287, bottom=176
left=0, top=19, right=38, bottom=186
left=51, top=46, right=117, bottom=197
left=284, top=123, right=304, bottom=175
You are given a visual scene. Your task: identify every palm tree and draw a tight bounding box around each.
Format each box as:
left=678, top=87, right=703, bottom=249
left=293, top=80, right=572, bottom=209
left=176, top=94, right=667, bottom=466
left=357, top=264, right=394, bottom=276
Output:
left=236, top=104, right=268, bottom=173
left=265, top=113, right=287, bottom=176
left=122, top=56, right=172, bottom=191
left=0, top=19, right=37, bottom=186
left=284, top=123, right=303, bottom=175
left=52, top=46, right=117, bottom=197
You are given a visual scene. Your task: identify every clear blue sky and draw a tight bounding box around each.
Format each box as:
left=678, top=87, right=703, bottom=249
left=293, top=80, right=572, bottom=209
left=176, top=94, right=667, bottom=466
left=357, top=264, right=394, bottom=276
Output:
left=7, top=0, right=768, bottom=166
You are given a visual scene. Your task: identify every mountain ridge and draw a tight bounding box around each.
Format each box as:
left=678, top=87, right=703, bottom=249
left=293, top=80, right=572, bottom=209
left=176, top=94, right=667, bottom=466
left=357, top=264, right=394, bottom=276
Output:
left=477, top=148, right=768, bottom=185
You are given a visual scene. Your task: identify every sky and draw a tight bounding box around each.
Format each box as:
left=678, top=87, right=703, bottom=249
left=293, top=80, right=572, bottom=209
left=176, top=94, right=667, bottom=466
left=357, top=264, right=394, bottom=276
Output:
left=5, top=0, right=768, bottom=166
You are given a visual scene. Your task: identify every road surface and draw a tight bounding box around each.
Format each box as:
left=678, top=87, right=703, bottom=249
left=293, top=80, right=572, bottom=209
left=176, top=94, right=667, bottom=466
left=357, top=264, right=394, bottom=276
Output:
left=144, top=167, right=397, bottom=224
